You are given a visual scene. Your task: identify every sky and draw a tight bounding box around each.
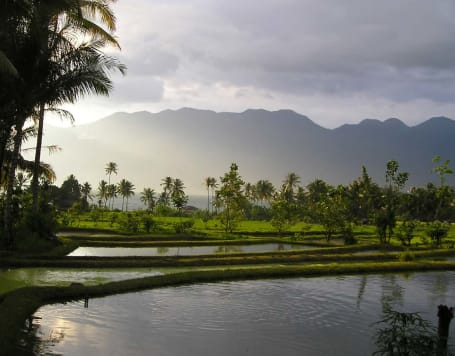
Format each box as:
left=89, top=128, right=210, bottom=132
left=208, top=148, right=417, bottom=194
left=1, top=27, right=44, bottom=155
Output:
left=59, top=0, right=455, bottom=129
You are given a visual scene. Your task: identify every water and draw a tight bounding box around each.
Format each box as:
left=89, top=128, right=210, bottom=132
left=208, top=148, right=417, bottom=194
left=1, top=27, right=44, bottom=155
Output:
left=67, top=243, right=313, bottom=257
left=22, top=272, right=455, bottom=355
left=0, top=268, right=164, bottom=295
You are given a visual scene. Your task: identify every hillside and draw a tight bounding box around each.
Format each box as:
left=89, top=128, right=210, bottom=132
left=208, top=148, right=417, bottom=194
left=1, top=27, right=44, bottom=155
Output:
left=38, top=108, right=455, bottom=193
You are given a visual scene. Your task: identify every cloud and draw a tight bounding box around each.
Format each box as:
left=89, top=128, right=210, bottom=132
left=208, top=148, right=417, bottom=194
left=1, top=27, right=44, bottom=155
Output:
left=67, top=0, right=455, bottom=127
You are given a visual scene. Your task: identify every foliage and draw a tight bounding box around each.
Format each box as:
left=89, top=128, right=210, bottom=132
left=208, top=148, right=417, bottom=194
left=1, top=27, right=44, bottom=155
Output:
left=396, top=220, right=417, bottom=247
left=216, top=163, right=247, bottom=233
left=373, top=308, right=438, bottom=355
left=117, top=212, right=140, bottom=233
left=426, top=221, right=450, bottom=247
left=270, top=197, right=296, bottom=235
left=173, top=220, right=194, bottom=234
left=138, top=214, right=157, bottom=233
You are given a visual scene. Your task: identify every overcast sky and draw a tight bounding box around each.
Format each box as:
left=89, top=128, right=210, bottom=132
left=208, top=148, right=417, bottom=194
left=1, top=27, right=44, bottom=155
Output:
left=61, top=0, right=455, bottom=128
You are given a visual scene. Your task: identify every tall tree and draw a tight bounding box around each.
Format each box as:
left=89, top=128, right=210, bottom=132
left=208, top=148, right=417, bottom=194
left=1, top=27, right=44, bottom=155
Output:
left=204, top=177, right=217, bottom=213
left=140, top=188, right=156, bottom=212
left=432, top=155, right=453, bottom=220
left=160, top=176, right=173, bottom=206
left=80, top=181, right=93, bottom=209
left=105, top=162, right=118, bottom=185
left=171, top=178, right=188, bottom=214
left=118, top=179, right=135, bottom=211
left=376, top=160, right=408, bottom=244
left=282, top=172, right=301, bottom=203
left=255, top=179, right=275, bottom=206
left=216, top=163, right=246, bottom=233
left=97, top=179, right=109, bottom=208
left=1, top=0, right=125, bottom=245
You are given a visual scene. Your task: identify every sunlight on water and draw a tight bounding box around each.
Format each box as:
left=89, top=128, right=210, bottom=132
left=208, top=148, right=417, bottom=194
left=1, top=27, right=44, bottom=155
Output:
left=67, top=243, right=315, bottom=257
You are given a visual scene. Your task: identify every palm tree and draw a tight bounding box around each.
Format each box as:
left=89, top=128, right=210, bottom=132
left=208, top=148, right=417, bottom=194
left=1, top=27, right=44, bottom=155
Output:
left=118, top=179, right=135, bottom=211
left=256, top=180, right=275, bottom=206
left=204, top=177, right=217, bottom=213
left=1, top=0, right=125, bottom=244
left=282, top=172, right=301, bottom=202
left=80, top=182, right=93, bottom=208
left=105, top=162, right=118, bottom=186
left=106, top=183, right=117, bottom=210
left=171, top=178, right=188, bottom=213
left=28, top=1, right=124, bottom=212
left=161, top=176, right=173, bottom=206
left=97, top=180, right=109, bottom=208
left=140, top=188, right=156, bottom=212
left=244, top=182, right=257, bottom=204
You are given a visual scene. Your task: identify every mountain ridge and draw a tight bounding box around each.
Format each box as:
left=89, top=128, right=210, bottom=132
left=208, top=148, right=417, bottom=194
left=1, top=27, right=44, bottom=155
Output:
left=40, top=108, right=455, bottom=194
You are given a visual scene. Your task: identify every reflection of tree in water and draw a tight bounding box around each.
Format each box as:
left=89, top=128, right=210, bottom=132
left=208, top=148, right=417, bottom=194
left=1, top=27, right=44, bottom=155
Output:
left=380, top=275, right=405, bottom=313
left=17, top=316, right=65, bottom=355
left=431, top=273, right=449, bottom=301
left=356, top=276, right=367, bottom=309
left=214, top=245, right=243, bottom=254
left=156, top=246, right=170, bottom=255
left=277, top=243, right=286, bottom=251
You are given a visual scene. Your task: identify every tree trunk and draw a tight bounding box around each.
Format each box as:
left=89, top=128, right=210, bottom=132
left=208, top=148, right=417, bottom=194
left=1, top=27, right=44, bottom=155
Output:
left=3, top=119, right=24, bottom=247
left=31, top=102, right=45, bottom=212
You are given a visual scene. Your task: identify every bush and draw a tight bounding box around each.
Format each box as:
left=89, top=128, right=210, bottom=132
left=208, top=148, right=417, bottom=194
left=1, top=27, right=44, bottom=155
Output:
left=173, top=220, right=194, bottom=234
left=342, top=224, right=357, bottom=245
left=396, top=220, right=416, bottom=247
left=426, top=221, right=450, bottom=248
left=142, top=214, right=158, bottom=233
left=117, top=212, right=140, bottom=233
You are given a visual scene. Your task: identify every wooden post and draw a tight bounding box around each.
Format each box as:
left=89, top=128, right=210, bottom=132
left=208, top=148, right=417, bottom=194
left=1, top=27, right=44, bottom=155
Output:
left=438, top=304, right=453, bottom=350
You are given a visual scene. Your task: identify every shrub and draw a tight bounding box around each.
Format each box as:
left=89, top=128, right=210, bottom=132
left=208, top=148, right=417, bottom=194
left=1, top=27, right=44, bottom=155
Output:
left=426, top=221, right=450, bottom=248
left=142, top=215, right=158, bottom=233
left=173, top=220, right=194, bottom=234
left=396, top=220, right=416, bottom=247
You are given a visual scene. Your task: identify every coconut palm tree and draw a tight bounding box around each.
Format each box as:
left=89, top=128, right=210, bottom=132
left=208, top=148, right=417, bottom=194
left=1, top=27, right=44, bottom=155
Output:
left=106, top=183, right=117, bottom=210
left=244, top=182, right=257, bottom=204
left=80, top=182, right=93, bottom=208
left=140, top=188, right=156, bottom=212
left=118, top=179, right=135, bottom=211
left=256, top=180, right=275, bottom=206
left=204, top=177, right=217, bottom=213
left=171, top=178, right=188, bottom=214
left=282, top=172, right=301, bottom=202
left=97, top=180, right=109, bottom=208
left=160, top=176, right=173, bottom=206
left=1, top=0, right=125, bottom=244
left=105, top=162, right=118, bottom=185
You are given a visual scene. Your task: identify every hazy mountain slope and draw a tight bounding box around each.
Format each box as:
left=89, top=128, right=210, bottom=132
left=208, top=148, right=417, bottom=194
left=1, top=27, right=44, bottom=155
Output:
left=38, top=108, right=455, bottom=194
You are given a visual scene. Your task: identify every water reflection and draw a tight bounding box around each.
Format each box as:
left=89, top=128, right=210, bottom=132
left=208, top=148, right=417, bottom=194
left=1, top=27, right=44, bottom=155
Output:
left=20, top=272, right=455, bottom=355
left=68, top=243, right=313, bottom=257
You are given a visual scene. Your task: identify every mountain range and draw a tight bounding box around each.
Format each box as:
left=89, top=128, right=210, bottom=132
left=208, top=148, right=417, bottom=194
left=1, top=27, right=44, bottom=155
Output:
left=37, top=108, right=455, bottom=194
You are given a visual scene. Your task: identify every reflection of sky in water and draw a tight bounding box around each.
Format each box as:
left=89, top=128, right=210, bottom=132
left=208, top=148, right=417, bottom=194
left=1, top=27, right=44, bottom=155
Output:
left=25, top=272, right=455, bottom=356
left=0, top=265, right=283, bottom=295
left=0, top=268, right=164, bottom=294
left=67, top=243, right=315, bottom=257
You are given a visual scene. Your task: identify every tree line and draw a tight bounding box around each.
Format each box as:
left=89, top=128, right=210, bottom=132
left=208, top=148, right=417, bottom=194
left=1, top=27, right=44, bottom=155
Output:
left=18, top=156, right=454, bottom=248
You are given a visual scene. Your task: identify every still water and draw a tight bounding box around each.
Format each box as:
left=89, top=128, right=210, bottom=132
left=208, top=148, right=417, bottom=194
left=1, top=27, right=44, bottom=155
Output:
left=22, top=271, right=455, bottom=355
left=67, top=243, right=313, bottom=257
